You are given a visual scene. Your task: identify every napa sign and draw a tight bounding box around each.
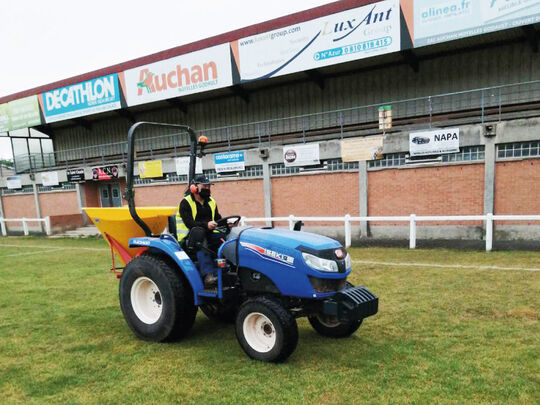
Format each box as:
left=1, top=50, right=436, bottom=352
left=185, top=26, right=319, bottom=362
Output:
left=40, top=74, right=121, bottom=123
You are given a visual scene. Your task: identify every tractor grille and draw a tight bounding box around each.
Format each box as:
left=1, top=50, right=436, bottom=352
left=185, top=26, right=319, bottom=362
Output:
left=309, top=276, right=346, bottom=293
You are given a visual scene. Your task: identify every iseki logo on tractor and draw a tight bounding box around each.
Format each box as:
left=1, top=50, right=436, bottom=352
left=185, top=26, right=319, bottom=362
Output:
left=240, top=242, right=295, bottom=266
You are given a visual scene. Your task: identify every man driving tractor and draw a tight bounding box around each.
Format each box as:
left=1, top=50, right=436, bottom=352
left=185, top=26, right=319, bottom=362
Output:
left=175, top=175, right=226, bottom=285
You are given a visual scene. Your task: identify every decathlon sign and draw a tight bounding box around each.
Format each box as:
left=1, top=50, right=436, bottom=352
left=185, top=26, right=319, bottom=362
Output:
left=40, top=74, right=121, bottom=123
left=122, top=44, right=233, bottom=107
left=409, top=128, right=460, bottom=156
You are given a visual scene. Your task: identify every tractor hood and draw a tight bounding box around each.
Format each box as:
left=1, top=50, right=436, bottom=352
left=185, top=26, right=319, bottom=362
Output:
left=226, top=227, right=349, bottom=299
left=238, top=227, right=341, bottom=251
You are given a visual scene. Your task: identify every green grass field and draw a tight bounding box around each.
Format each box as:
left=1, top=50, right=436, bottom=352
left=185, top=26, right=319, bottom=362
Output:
left=0, top=237, right=538, bottom=404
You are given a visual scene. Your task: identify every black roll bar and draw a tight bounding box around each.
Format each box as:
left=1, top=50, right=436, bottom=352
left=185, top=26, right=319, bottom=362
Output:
left=124, top=122, right=198, bottom=237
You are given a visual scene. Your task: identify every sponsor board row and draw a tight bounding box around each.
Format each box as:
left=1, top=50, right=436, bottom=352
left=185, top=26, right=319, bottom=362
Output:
left=6, top=127, right=460, bottom=189
left=2, top=0, right=537, bottom=130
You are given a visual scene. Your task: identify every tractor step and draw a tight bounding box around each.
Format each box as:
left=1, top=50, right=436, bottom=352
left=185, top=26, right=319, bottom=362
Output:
left=199, top=288, right=218, bottom=297
left=198, top=286, right=237, bottom=299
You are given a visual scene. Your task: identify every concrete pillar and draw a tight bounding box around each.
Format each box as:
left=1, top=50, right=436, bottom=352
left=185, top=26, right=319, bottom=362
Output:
left=0, top=191, right=5, bottom=218
left=33, top=182, right=43, bottom=232
left=484, top=137, right=496, bottom=215
left=262, top=162, right=272, bottom=226
left=76, top=183, right=88, bottom=225
left=358, top=161, right=368, bottom=237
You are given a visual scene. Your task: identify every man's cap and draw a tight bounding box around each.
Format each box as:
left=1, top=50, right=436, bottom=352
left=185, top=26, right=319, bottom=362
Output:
left=192, top=175, right=213, bottom=185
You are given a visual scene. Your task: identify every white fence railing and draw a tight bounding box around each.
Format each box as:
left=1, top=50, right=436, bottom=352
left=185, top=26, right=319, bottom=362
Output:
left=0, top=217, right=51, bottom=236
left=240, top=214, right=540, bottom=252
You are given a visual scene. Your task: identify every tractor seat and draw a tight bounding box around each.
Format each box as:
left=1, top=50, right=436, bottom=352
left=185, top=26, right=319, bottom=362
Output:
left=168, top=215, right=177, bottom=240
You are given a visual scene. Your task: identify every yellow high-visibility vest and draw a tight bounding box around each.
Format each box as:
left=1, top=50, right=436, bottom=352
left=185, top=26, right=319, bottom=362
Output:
left=175, top=194, right=217, bottom=241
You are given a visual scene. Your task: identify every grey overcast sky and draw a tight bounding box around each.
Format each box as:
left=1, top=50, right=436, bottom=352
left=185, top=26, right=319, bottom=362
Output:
left=0, top=0, right=333, bottom=159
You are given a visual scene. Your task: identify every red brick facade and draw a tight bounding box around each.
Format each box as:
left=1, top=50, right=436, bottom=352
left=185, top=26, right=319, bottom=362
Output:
left=3, top=193, right=37, bottom=218
left=368, top=164, right=485, bottom=225
left=2, top=158, right=539, bottom=234
left=39, top=191, right=79, bottom=216
left=495, top=160, right=540, bottom=225
left=495, top=160, right=540, bottom=214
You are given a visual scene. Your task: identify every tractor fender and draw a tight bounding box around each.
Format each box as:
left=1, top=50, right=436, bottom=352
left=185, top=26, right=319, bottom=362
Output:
left=129, top=236, right=204, bottom=305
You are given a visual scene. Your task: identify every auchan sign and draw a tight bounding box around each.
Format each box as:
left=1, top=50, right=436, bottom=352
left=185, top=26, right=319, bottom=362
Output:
left=121, top=43, right=233, bottom=106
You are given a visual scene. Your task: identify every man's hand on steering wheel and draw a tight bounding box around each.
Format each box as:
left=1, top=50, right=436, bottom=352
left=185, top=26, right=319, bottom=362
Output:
left=215, top=215, right=242, bottom=234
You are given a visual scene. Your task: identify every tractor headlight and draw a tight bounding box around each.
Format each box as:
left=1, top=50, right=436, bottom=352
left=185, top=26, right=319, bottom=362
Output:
left=345, top=253, right=351, bottom=269
left=302, top=252, right=338, bottom=272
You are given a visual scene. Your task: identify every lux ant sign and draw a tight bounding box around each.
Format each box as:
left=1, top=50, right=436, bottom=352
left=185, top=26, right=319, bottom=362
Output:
left=409, top=128, right=460, bottom=157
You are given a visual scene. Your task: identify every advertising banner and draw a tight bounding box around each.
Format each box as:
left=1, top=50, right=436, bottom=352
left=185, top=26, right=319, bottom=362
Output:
left=413, top=0, right=540, bottom=47
left=283, top=143, right=320, bottom=167
left=214, top=151, right=245, bottom=173
left=122, top=44, right=233, bottom=107
left=233, top=0, right=400, bottom=82
left=6, top=176, right=22, bottom=189
left=409, top=128, right=460, bottom=156
left=6, top=96, right=42, bottom=130
left=175, top=156, right=203, bottom=176
left=341, top=136, right=384, bottom=162
left=92, top=165, right=118, bottom=181
left=41, top=74, right=121, bottom=123
left=41, top=171, right=59, bottom=187
left=138, top=160, right=163, bottom=178
left=66, top=168, right=85, bottom=182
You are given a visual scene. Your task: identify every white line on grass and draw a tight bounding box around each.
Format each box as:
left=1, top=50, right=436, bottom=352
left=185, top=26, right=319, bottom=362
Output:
left=0, top=243, right=108, bottom=252
left=352, top=260, right=540, bottom=272
left=4, top=247, right=68, bottom=257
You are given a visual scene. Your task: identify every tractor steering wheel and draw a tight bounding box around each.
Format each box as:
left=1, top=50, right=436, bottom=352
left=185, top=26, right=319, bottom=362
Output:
left=215, top=215, right=242, bottom=234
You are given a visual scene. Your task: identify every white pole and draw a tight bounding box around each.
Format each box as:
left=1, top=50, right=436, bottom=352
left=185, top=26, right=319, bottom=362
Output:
left=45, top=216, right=51, bottom=236
left=344, top=214, right=351, bottom=248
left=22, top=218, right=29, bottom=236
left=409, top=214, right=416, bottom=249
left=0, top=218, right=6, bottom=236
left=289, top=215, right=295, bottom=231
left=486, top=213, right=493, bottom=252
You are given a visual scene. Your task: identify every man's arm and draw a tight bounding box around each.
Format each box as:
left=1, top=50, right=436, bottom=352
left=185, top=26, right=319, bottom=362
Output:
left=179, top=198, right=209, bottom=229
left=214, top=204, right=222, bottom=222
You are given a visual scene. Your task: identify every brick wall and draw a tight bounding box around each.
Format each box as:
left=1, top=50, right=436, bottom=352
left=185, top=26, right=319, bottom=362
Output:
left=134, top=183, right=185, bottom=207
left=2, top=193, right=39, bottom=232
left=495, top=159, right=540, bottom=225
left=39, top=191, right=79, bottom=216
left=368, top=164, right=484, bottom=225
left=133, top=179, right=265, bottom=218
left=3, top=194, right=37, bottom=218
left=272, top=173, right=358, bottom=225
left=83, top=182, right=100, bottom=207
left=209, top=179, right=264, bottom=218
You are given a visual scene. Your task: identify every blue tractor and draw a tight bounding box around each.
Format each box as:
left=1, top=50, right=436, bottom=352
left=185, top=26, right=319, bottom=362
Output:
left=114, top=122, right=378, bottom=363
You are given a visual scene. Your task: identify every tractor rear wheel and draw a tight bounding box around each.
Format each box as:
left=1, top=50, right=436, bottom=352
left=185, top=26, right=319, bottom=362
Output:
left=119, top=255, right=197, bottom=342
left=235, top=297, right=298, bottom=363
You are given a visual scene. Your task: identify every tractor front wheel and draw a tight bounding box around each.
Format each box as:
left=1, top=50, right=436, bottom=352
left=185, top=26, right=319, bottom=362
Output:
left=308, top=315, right=362, bottom=338
left=119, top=255, right=197, bottom=342
left=235, top=297, right=298, bottom=363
